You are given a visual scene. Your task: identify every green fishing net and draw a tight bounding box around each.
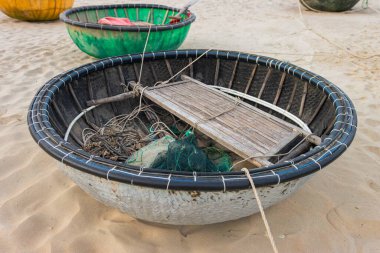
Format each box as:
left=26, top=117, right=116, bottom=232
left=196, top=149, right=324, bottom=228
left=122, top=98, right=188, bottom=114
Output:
left=150, top=130, right=232, bottom=172
left=126, top=135, right=175, bottom=167
left=203, top=147, right=232, bottom=172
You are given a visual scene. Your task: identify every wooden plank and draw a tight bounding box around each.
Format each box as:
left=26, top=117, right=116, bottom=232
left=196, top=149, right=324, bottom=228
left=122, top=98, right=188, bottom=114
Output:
left=138, top=90, right=272, bottom=167
left=155, top=89, right=280, bottom=153
left=299, top=81, right=308, bottom=117
left=147, top=80, right=187, bottom=90
left=267, top=132, right=300, bottom=156
left=173, top=79, right=318, bottom=143
left=165, top=59, right=174, bottom=77
left=158, top=83, right=290, bottom=142
left=244, top=65, right=257, bottom=94
left=189, top=58, right=194, bottom=78
left=228, top=60, right=239, bottom=89
left=214, top=59, right=220, bottom=86
left=269, top=72, right=287, bottom=115
left=129, top=80, right=307, bottom=167
left=273, top=72, right=287, bottom=106
left=258, top=68, right=272, bottom=99
left=180, top=75, right=309, bottom=136
left=87, top=91, right=136, bottom=106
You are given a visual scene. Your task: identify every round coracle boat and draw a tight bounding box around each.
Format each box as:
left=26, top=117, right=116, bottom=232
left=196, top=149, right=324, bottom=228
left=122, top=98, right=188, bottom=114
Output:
left=28, top=50, right=357, bottom=225
left=300, top=0, right=360, bottom=12
left=60, top=4, right=196, bottom=58
left=0, top=0, right=75, bottom=21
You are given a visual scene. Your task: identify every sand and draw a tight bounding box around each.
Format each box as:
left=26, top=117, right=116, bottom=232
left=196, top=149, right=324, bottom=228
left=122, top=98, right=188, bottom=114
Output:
left=0, top=0, right=379, bottom=252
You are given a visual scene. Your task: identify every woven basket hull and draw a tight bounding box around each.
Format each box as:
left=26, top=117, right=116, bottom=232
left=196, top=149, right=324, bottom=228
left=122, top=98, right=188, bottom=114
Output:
left=66, top=24, right=191, bottom=58
left=301, top=0, right=360, bottom=12
left=60, top=163, right=309, bottom=225
left=28, top=50, right=357, bottom=225
left=0, top=0, right=74, bottom=21
left=61, top=5, right=194, bottom=58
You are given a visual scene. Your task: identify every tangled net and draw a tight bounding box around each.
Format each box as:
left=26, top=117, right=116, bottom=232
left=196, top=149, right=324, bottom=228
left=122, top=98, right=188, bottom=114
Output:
left=82, top=104, right=174, bottom=161
left=151, top=130, right=232, bottom=172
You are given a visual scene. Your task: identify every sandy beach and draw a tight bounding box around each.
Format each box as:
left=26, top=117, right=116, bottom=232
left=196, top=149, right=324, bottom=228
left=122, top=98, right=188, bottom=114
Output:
left=0, top=0, right=379, bottom=252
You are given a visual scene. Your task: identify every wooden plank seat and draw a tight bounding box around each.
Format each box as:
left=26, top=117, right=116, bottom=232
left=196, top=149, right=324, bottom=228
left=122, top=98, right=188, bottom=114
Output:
left=130, top=76, right=321, bottom=167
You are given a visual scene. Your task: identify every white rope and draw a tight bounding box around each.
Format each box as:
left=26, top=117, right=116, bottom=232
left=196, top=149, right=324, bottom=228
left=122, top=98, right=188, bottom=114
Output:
left=64, top=105, right=97, bottom=141
left=242, top=168, right=279, bottom=253
left=299, top=0, right=322, bottom=12
left=182, top=75, right=311, bottom=132
left=137, top=24, right=152, bottom=85
left=166, top=174, right=172, bottom=190
left=210, top=86, right=311, bottom=132
left=106, top=166, right=116, bottom=180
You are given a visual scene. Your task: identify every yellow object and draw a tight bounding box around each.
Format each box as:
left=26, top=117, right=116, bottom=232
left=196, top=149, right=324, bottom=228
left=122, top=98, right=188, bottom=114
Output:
left=0, top=0, right=74, bottom=21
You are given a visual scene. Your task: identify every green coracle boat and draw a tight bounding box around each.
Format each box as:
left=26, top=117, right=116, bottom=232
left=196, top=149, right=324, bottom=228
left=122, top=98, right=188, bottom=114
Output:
left=60, top=4, right=196, bottom=58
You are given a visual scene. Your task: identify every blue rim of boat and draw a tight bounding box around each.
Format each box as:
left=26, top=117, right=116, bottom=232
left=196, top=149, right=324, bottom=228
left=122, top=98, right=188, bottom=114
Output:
left=60, top=4, right=196, bottom=32
left=27, top=49, right=357, bottom=191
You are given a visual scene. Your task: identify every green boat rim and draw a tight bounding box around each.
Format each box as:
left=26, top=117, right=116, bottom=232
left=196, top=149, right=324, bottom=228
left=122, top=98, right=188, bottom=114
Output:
left=59, top=3, right=196, bottom=32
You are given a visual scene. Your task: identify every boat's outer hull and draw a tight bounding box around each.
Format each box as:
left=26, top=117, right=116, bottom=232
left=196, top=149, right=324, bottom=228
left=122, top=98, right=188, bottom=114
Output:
left=27, top=50, right=356, bottom=225
left=300, top=0, right=360, bottom=12
left=0, top=0, right=74, bottom=21
left=65, top=24, right=192, bottom=58
left=59, top=163, right=310, bottom=225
